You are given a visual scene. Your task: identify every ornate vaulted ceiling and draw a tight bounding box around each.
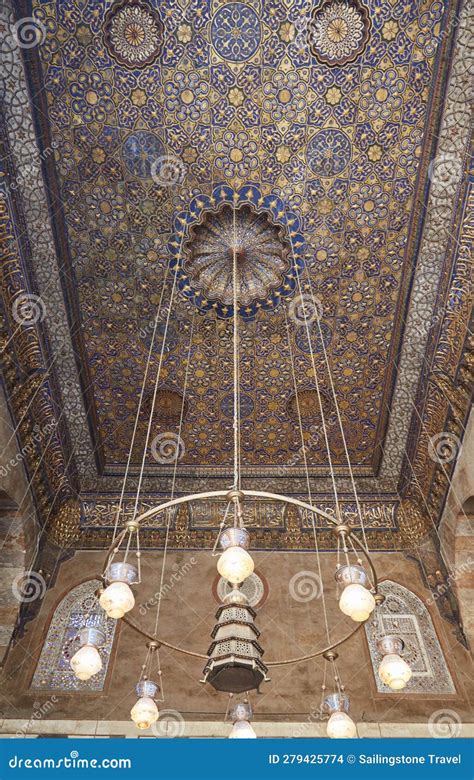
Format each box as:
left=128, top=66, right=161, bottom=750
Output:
left=1, top=0, right=472, bottom=550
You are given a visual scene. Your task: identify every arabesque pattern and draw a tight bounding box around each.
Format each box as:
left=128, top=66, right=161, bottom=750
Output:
left=4, top=0, right=463, bottom=478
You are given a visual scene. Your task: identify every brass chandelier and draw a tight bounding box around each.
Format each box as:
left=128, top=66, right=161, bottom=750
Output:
left=65, top=200, right=412, bottom=738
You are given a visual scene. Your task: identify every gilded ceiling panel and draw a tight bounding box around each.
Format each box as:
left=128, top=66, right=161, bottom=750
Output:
left=21, top=0, right=458, bottom=474
left=0, top=0, right=470, bottom=573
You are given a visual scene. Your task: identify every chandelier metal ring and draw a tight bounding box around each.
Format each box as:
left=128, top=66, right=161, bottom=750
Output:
left=101, top=489, right=378, bottom=667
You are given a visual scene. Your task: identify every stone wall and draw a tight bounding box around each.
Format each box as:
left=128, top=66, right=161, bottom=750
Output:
left=439, top=406, right=474, bottom=646
left=0, top=384, right=39, bottom=661
left=1, top=547, right=472, bottom=735
left=0, top=718, right=472, bottom=739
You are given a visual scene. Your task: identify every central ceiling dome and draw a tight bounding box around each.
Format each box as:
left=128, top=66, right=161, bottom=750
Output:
left=182, top=204, right=293, bottom=307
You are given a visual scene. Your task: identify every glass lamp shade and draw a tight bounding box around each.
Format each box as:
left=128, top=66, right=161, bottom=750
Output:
left=229, top=720, right=257, bottom=739
left=70, top=645, right=102, bottom=681
left=130, top=696, right=159, bottom=730
left=339, top=583, right=376, bottom=622
left=99, top=581, right=135, bottom=619
left=217, top=546, right=254, bottom=583
left=326, top=711, right=357, bottom=739
left=378, top=653, right=412, bottom=690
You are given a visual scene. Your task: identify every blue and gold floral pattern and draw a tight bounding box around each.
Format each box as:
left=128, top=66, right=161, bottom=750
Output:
left=307, top=128, right=351, bottom=177
left=211, top=2, right=261, bottom=62
left=221, top=393, right=254, bottom=418
left=359, top=67, right=407, bottom=120
left=295, top=322, right=333, bottom=354
left=84, top=187, right=126, bottom=228
left=122, top=130, right=164, bottom=178
left=215, top=130, right=258, bottom=179
left=262, top=70, right=309, bottom=122
left=29, top=0, right=453, bottom=468
left=69, top=72, right=114, bottom=123
left=348, top=184, right=389, bottom=227
left=164, top=71, right=210, bottom=122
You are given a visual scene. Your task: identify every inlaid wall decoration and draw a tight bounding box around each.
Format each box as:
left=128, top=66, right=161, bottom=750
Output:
left=365, top=580, right=455, bottom=694
left=188, top=498, right=286, bottom=529
left=214, top=571, right=269, bottom=608
left=31, top=580, right=117, bottom=692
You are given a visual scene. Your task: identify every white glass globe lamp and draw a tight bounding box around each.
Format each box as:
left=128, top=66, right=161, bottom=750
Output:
left=130, top=681, right=160, bottom=730
left=99, top=562, right=137, bottom=619
left=217, top=528, right=254, bottom=585
left=335, top=564, right=376, bottom=622
left=70, top=627, right=105, bottom=681
left=377, top=636, right=412, bottom=690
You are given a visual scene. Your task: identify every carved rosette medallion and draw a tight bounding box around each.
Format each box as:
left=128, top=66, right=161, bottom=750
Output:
left=308, top=0, right=371, bottom=66
left=103, top=0, right=164, bottom=68
left=169, top=185, right=306, bottom=319
left=183, top=204, right=292, bottom=308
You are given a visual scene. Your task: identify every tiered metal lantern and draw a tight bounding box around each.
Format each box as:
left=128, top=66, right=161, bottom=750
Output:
left=203, top=589, right=268, bottom=693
